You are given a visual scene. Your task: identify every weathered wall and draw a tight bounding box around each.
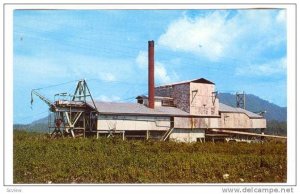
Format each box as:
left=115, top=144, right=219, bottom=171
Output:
left=174, top=115, right=266, bottom=129
left=174, top=117, right=211, bottom=128
left=219, top=112, right=250, bottom=128
left=155, top=85, right=173, bottom=97
left=172, top=84, right=190, bottom=113
left=190, top=82, right=219, bottom=116
left=170, top=128, right=205, bottom=143
left=97, top=115, right=171, bottom=131
left=156, top=82, right=218, bottom=116
left=251, top=118, right=267, bottom=129
left=155, top=83, right=190, bottom=113
left=219, top=112, right=266, bottom=129
left=142, top=99, right=162, bottom=107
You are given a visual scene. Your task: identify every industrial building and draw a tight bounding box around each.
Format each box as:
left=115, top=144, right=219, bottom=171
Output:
left=31, top=40, right=285, bottom=142
left=93, top=77, right=266, bottom=142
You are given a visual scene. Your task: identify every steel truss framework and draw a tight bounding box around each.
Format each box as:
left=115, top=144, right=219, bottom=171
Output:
left=32, top=80, right=98, bottom=138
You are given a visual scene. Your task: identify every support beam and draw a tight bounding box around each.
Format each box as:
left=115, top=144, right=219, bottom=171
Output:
left=83, top=113, right=86, bottom=138
left=64, top=112, right=72, bottom=127
left=72, top=112, right=82, bottom=126
left=70, top=129, right=75, bottom=138
left=162, top=127, right=174, bottom=141
left=210, top=129, right=286, bottom=139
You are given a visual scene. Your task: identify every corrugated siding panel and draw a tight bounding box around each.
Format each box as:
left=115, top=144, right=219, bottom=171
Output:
left=170, top=129, right=205, bottom=143
left=190, top=82, right=219, bottom=116
left=97, top=115, right=171, bottom=131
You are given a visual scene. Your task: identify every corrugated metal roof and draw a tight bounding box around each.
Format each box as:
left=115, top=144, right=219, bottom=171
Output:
left=219, top=103, right=263, bottom=118
left=136, top=95, right=173, bottom=100
left=156, top=78, right=215, bottom=88
left=90, top=101, right=189, bottom=116
left=88, top=101, right=263, bottom=118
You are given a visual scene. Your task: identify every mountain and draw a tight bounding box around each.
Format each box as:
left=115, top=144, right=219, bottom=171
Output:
left=31, top=116, right=48, bottom=124
left=218, top=93, right=287, bottom=122
left=14, top=121, right=49, bottom=133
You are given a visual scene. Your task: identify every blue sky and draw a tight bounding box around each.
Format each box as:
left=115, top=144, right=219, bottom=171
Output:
left=13, top=9, right=287, bottom=124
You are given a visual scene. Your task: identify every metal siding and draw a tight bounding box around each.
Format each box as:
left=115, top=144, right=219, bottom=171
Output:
left=251, top=118, right=267, bottom=128
left=97, top=115, right=171, bottom=131
left=190, top=82, right=219, bottom=116
left=219, top=112, right=266, bottom=129
left=170, top=128, right=205, bottom=142
left=174, top=115, right=266, bottom=129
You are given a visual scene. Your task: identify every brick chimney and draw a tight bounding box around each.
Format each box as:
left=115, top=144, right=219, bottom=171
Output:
left=148, top=40, right=155, bottom=109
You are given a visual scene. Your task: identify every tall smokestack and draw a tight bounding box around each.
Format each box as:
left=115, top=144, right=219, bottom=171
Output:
left=148, top=40, right=155, bottom=109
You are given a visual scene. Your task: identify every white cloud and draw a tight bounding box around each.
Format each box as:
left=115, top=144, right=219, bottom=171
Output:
left=99, top=72, right=117, bottom=82
left=276, top=9, right=286, bottom=23
left=158, top=10, right=286, bottom=62
left=156, top=62, right=171, bottom=84
left=235, top=57, right=287, bottom=76
left=96, top=95, right=121, bottom=102
left=159, top=11, right=233, bottom=61
left=135, top=50, right=173, bottom=84
left=135, top=51, right=148, bottom=68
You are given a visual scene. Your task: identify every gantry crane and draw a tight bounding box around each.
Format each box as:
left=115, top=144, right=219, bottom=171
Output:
left=31, top=80, right=98, bottom=138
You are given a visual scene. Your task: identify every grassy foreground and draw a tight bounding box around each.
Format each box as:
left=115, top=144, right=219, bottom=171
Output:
left=13, top=131, right=287, bottom=184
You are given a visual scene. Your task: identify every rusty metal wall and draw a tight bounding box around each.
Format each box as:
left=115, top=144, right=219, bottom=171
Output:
left=190, top=82, right=219, bottom=116
left=219, top=112, right=266, bottom=129
left=174, top=117, right=209, bottom=128
left=156, top=82, right=219, bottom=116
left=174, top=114, right=266, bottom=129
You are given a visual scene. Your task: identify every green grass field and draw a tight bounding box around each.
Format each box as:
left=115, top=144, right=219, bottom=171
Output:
left=13, top=130, right=287, bottom=184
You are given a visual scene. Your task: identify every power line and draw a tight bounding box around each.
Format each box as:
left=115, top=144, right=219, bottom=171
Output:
left=33, top=79, right=80, bottom=91
left=86, top=78, right=147, bottom=86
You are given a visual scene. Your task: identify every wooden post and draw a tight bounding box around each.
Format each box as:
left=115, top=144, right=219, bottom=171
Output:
left=261, top=128, right=265, bottom=141
left=70, top=129, right=75, bottom=138
left=146, top=130, right=149, bottom=140
left=83, top=114, right=86, bottom=138
left=260, top=128, right=264, bottom=167
left=122, top=131, right=125, bottom=141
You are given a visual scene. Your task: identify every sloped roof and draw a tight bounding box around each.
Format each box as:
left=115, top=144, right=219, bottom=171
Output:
left=219, top=103, right=263, bottom=118
left=90, top=101, right=189, bottom=116
left=191, top=78, right=214, bottom=84
left=136, top=95, right=173, bottom=100
left=156, top=78, right=214, bottom=88
left=88, top=101, right=263, bottom=118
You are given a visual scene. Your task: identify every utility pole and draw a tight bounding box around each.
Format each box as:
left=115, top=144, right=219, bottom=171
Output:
left=236, top=91, right=246, bottom=109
